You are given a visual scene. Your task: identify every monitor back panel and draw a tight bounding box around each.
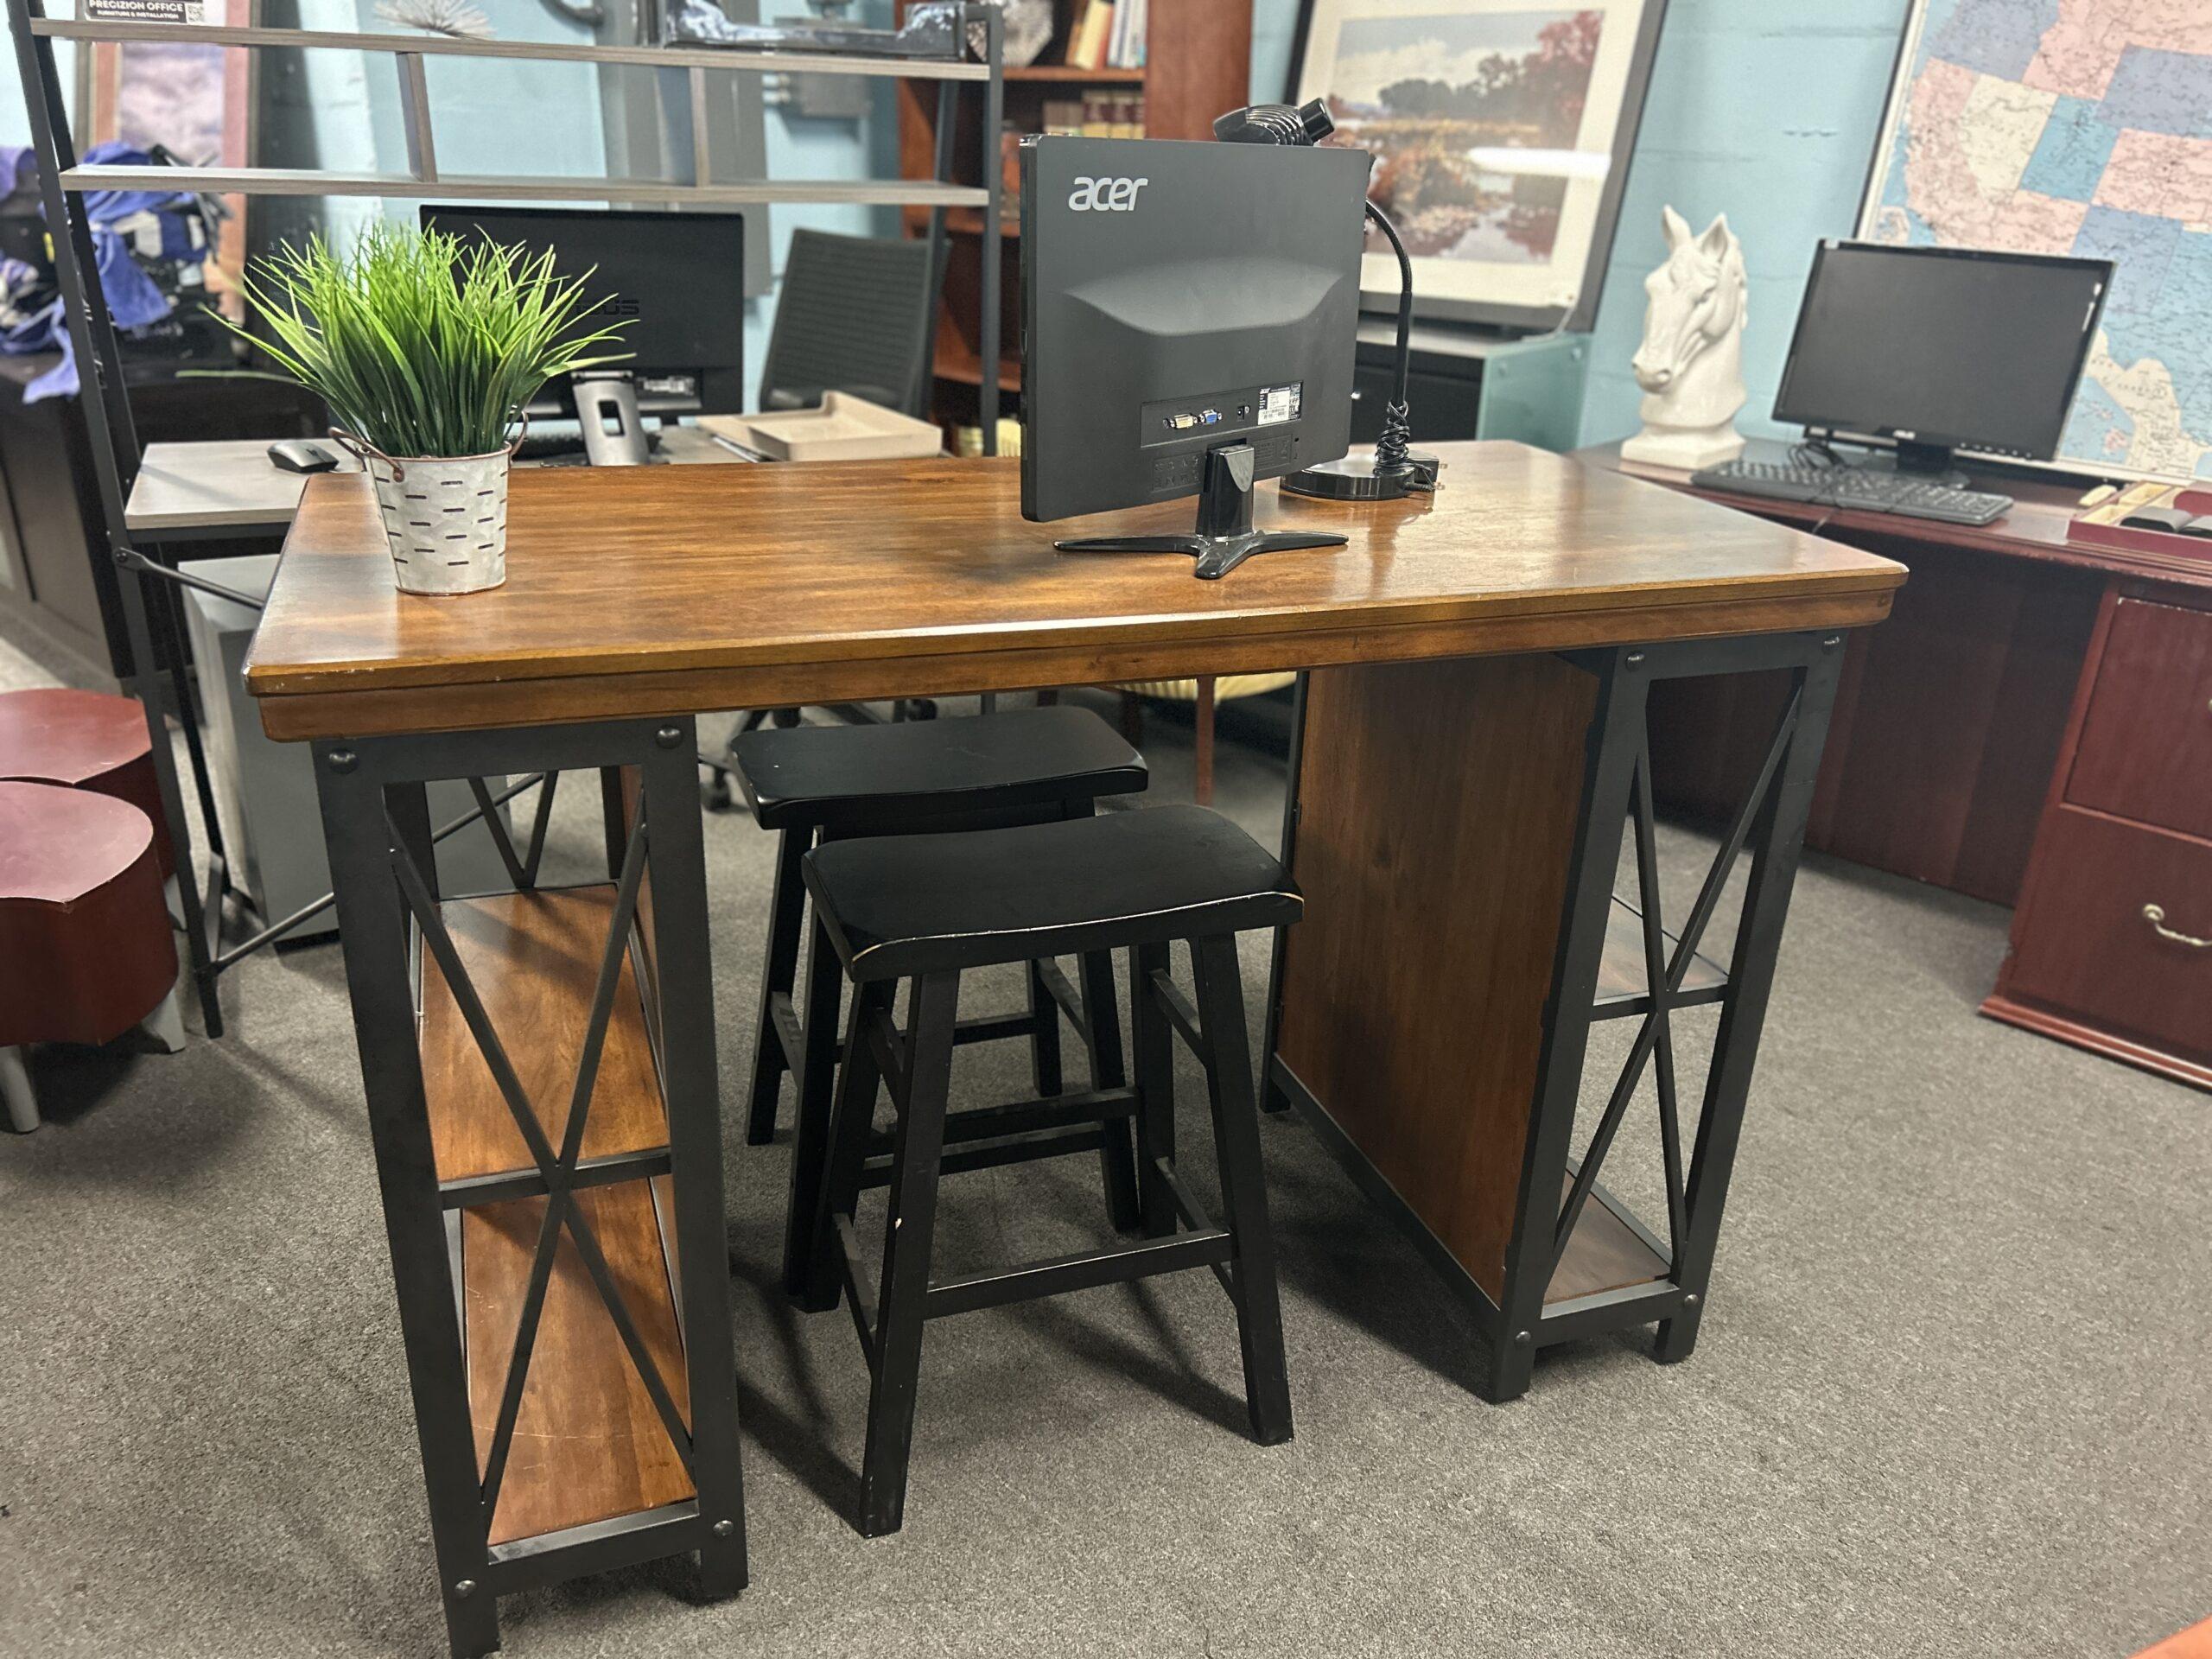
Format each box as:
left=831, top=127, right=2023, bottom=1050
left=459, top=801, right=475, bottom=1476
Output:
left=1020, top=137, right=1370, bottom=523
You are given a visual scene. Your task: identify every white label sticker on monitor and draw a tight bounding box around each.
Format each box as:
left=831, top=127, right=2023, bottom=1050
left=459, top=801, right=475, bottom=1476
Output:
left=1258, top=384, right=1302, bottom=426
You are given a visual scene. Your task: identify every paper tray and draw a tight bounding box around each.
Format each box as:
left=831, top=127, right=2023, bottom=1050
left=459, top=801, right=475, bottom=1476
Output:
left=701, top=392, right=943, bottom=463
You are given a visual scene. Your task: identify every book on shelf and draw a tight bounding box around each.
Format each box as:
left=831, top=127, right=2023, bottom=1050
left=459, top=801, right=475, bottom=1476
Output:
left=1108, top=0, right=1146, bottom=69
left=1066, top=0, right=1114, bottom=70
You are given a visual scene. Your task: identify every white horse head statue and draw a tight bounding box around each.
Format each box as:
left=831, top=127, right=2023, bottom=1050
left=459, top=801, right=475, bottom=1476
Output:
left=1621, top=206, right=1748, bottom=471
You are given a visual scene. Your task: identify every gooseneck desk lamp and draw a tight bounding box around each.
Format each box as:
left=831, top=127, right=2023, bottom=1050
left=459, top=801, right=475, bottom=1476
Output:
left=1214, top=99, right=1441, bottom=503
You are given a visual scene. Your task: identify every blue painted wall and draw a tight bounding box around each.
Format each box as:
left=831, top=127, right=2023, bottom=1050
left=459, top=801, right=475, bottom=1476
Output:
left=1248, top=0, right=1911, bottom=447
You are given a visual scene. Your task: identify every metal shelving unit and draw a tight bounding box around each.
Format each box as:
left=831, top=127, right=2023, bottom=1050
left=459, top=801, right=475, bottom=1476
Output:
left=5, top=0, right=1004, bottom=1039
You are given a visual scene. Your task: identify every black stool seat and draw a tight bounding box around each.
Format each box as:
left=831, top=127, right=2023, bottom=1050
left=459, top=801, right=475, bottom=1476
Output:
left=804, top=804, right=1302, bottom=980
left=735, top=704, right=1145, bottom=832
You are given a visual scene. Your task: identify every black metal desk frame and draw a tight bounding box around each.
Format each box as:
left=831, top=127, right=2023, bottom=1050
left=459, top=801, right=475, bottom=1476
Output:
left=312, top=716, right=745, bottom=1659
left=1262, top=629, right=1846, bottom=1402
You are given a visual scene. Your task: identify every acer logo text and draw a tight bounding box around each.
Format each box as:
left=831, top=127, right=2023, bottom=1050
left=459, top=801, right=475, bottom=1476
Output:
left=1067, top=175, right=1148, bottom=213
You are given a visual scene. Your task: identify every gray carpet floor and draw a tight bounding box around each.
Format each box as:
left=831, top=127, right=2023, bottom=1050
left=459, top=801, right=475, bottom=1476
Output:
left=2, top=635, right=2208, bottom=1659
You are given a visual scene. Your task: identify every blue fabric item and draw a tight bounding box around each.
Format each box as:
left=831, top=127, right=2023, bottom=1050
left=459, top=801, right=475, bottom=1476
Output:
left=2, top=142, right=206, bottom=401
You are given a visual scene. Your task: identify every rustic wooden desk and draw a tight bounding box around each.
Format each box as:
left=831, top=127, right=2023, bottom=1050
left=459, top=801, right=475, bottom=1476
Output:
left=245, top=442, right=1902, bottom=1658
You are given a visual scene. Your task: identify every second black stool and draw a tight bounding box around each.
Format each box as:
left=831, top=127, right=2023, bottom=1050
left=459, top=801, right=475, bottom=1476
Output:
left=733, top=705, right=1147, bottom=1294
left=800, top=804, right=1302, bottom=1537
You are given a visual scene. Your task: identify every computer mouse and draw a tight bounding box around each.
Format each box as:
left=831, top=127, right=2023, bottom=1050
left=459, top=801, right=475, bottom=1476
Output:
left=268, top=439, right=340, bottom=474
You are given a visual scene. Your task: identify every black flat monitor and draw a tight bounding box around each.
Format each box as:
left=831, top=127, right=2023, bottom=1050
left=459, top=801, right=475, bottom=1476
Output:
left=1774, top=240, right=2110, bottom=474
left=419, top=204, right=746, bottom=417
left=1019, top=136, right=1372, bottom=578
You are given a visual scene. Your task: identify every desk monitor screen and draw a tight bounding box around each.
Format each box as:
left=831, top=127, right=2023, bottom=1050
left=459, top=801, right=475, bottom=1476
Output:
left=420, top=204, right=746, bottom=416
left=1020, top=136, right=1371, bottom=576
left=1773, top=241, right=2110, bottom=468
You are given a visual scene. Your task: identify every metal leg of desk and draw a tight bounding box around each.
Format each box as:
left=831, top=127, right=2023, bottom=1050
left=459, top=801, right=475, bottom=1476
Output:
left=314, top=716, right=745, bottom=1659
left=1264, top=631, right=1847, bottom=1402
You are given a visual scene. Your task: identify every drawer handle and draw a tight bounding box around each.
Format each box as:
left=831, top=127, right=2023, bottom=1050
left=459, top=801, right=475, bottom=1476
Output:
left=2142, top=904, right=2212, bottom=950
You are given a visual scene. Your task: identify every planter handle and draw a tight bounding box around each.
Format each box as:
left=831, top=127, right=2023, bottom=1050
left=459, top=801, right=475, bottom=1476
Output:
left=327, top=410, right=532, bottom=482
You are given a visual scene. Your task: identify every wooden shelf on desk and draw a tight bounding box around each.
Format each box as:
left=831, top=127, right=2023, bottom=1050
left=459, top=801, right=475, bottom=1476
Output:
left=1591, top=897, right=1729, bottom=1020
left=1546, top=1174, right=1669, bottom=1304
left=421, top=886, right=668, bottom=1197
left=462, top=1179, right=693, bottom=1546
left=932, top=343, right=1022, bottom=391
left=1007, top=62, right=1146, bottom=81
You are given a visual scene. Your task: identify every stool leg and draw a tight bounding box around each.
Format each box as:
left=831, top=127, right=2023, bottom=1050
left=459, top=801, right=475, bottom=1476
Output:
left=782, top=912, right=848, bottom=1300
left=1, top=1046, right=37, bottom=1134
left=805, top=978, right=890, bottom=1313
left=860, top=969, right=961, bottom=1537
left=1128, top=941, right=1177, bottom=1237
left=747, top=827, right=810, bottom=1146
left=1079, top=949, right=1140, bottom=1233
left=1025, top=958, right=1064, bottom=1099
left=1191, top=934, right=1293, bottom=1446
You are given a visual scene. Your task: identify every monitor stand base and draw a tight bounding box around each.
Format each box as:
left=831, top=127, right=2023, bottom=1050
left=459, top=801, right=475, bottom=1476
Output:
left=1054, top=442, right=1347, bottom=580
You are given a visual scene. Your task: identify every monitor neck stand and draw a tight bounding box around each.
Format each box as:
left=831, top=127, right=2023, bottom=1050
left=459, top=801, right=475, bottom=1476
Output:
left=575, top=371, right=651, bottom=467
left=1827, top=433, right=1970, bottom=489
left=1054, top=442, right=1348, bottom=580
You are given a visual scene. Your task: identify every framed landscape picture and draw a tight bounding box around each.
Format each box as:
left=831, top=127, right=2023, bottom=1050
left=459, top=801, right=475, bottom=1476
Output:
left=1291, top=0, right=1667, bottom=332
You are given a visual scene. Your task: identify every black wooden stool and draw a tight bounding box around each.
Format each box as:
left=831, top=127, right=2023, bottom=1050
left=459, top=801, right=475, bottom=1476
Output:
left=733, top=706, right=1147, bottom=1295
left=800, top=804, right=1302, bottom=1536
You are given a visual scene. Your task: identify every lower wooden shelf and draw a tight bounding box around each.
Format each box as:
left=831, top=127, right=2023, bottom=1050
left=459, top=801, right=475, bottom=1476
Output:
left=420, top=885, right=667, bottom=1189
left=461, top=1181, right=694, bottom=1547
left=1545, top=1174, right=1669, bottom=1305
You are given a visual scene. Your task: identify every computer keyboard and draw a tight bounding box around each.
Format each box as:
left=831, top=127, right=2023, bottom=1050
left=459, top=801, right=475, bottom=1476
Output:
left=1691, top=457, right=2012, bottom=526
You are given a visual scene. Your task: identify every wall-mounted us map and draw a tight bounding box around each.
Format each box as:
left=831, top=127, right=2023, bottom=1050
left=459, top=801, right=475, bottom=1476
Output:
left=1863, top=0, right=2212, bottom=481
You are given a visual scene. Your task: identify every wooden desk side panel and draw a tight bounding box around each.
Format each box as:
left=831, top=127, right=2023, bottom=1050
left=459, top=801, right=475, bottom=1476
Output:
left=1275, top=654, right=1596, bottom=1304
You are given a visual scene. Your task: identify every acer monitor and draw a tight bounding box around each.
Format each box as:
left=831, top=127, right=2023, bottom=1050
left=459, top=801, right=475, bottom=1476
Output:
left=1774, top=240, right=2111, bottom=476
left=420, top=204, right=747, bottom=420
left=1018, top=136, right=1373, bottom=578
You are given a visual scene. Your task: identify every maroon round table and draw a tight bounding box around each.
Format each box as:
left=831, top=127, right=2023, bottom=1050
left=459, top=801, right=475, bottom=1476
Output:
left=0, top=780, right=179, bottom=1132
left=0, top=687, right=174, bottom=878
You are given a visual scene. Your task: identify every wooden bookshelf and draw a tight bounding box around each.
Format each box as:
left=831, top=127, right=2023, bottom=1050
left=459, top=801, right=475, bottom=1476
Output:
left=416, top=884, right=694, bottom=1548
left=898, top=0, right=1257, bottom=442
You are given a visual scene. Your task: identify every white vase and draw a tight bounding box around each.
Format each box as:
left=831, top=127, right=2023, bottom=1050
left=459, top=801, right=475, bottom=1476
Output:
left=360, top=447, right=511, bottom=596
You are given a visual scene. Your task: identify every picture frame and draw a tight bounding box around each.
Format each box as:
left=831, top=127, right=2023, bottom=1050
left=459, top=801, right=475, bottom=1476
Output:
left=1288, top=0, right=1667, bottom=334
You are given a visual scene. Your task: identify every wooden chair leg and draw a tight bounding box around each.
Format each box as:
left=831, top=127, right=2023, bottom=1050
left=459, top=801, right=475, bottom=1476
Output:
left=1025, top=957, right=1064, bottom=1098
left=1194, top=677, right=1217, bottom=807
left=1128, top=941, right=1176, bottom=1237
left=859, top=969, right=962, bottom=1538
left=747, top=826, right=809, bottom=1145
left=782, top=912, right=848, bottom=1299
left=1079, top=948, right=1139, bottom=1232
left=1191, top=934, right=1293, bottom=1446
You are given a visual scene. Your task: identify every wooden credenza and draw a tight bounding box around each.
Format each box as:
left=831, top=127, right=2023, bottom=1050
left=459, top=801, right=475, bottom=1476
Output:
left=1580, top=440, right=2212, bottom=1092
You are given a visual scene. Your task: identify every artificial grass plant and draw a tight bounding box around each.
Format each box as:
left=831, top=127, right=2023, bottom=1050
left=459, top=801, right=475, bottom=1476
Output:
left=226, top=222, right=631, bottom=458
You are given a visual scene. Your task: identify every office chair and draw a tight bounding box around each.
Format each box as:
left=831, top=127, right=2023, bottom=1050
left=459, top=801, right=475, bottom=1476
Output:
left=756, top=229, right=937, bottom=418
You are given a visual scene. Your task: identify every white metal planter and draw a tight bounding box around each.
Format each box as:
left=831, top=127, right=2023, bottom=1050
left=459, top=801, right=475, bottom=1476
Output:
left=340, top=435, right=512, bottom=596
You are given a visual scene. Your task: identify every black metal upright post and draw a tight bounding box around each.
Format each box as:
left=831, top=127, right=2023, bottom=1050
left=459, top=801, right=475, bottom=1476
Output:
left=976, top=2, right=1002, bottom=454
left=1484, top=647, right=1649, bottom=1403
left=8, top=0, right=223, bottom=1036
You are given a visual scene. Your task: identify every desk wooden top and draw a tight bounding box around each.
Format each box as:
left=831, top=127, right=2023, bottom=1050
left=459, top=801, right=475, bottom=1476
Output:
left=244, top=441, right=1905, bottom=741
left=1579, top=438, right=2212, bottom=591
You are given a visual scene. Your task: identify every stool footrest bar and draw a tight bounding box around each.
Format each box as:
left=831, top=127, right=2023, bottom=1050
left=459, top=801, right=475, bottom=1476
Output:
left=1148, top=969, right=1206, bottom=1061
left=861, top=1123, right=1105, bottom=1186
left=768, top=993, right=804, bottom=1078
left=924, top=1229, right=1235, bottom=1320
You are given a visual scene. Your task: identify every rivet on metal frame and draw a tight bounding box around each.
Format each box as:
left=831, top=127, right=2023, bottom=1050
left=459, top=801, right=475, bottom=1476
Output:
left=712, top=1519, right=736, bottom=1538
left=656, top=726, right=684, bottom=749
left=327, top=748, right=359, bottom=773
left=453, top=1579, right=477, bottom=1599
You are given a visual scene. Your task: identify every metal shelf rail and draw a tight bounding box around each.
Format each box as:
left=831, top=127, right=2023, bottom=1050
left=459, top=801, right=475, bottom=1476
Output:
left=4, top=0, right=1005, bottom=1038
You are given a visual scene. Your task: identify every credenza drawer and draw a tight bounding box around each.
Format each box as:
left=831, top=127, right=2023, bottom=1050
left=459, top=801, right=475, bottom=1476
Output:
left=2006, top=806, right=2212, bottom=1062
left=2067, top=597, right=2212, bottom=840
